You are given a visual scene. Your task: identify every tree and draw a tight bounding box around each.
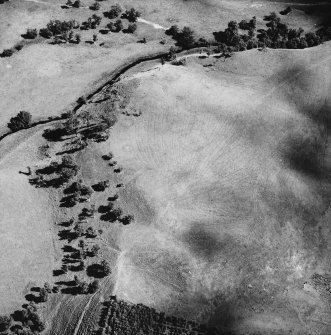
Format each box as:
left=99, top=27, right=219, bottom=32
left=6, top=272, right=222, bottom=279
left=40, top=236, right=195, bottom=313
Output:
left=7, top=111, right=32, bottom=131
left=104, top=4, right=122, bottom=19
left=120, top=214, right=134, bottom=225
left=86, top=226, right=97, bottom=238
left=61, top=155, right=75, bottom=168
left=66, top=0, right=73, bottom=6
left=24, top=28, right=38, bottom=39
left=39, top=288, right=48, bottom=302
left=88, top=280, right=100, bottom=293
left=166, top=25, right=179, bottom=37
left=73, top=223, right=84, bottom=238
left=90, top=2, right=100, bottom=10
left=44, top=282, right=52, bottom=293
left=100, top=260, right=111, bottom=275
left=122, top=8, right=141, bottom=22
left=72, top=0, right=81, bottom=8
left=239, top=20, right=250, bottom=30
left=90, top=244, right=100, bottom=256
left=127, top=23, right=137, bottom=33
left=114, top=19, right=123, bottom=32
left=39, top=28, right=52, bottom=38
left=305, top=32, right=321, bottom=47
left=75, top=33, right=81, bottom=43
left=177, top=26, right=196, bottom=49
left=0, top=315, right=11, bottom=332
left=1, top=48, right=14, bottom=57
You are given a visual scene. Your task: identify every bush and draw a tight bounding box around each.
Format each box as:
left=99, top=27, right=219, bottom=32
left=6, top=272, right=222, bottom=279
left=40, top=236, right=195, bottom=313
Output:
left=23, top=28, right=38, bottom=39
left=90, top=2, right=100, bottom=10
left=7, top=111, right=32, bottom=131
left=122, top=8, right=141, bottom=22
left=127, top=23, right=137, bottom=33
left=1, top=48, right=14, bottom=57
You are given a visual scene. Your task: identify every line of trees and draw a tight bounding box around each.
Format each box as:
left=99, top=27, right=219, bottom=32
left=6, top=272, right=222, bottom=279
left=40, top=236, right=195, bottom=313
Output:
left=166, top=12, right=331, bottom=52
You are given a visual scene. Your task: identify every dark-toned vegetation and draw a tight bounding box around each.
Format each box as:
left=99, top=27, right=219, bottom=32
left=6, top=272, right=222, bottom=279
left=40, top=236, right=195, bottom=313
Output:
left=104, top=4, right=122, bottom=19
left=96, top=296, right=216, bottom=335
left=90, top=2, right=100, bottom=11
left=212, top=12, right=331, bottom=51
left=7, top=111, right=32, bottom=131
left=22, top=29, right=37, bottom=39
left=122, top=8, right=141, bottom=22
left=81, top=14, right=102, bottom=30
left=87, top=260, right=111, bottom=278
left=126, top=23, right=137, bottom=34
left=1, top=48, right=14, bottom=57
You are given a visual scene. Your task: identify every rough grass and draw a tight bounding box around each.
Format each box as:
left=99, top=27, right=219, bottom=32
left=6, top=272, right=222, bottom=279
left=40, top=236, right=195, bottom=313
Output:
left=95, top=44, right=331, bottom=334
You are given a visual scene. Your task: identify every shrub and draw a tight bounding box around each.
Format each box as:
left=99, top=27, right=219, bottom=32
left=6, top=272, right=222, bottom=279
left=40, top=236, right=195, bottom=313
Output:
left=1, top=48, right=14, bottom=57
left=93, top=34, right=98, bottom=42
left=7, top=111, right=32, bottom=131
left=90, top=2, right=100, bottom=10
left=122, top=8, right=141, bottom=22
left=39, top=28, right=53, bottom=38
left=127, top=23, right=137, bottom=33
left=0, top=315, right=11, bottom=332
left=23, top=28, right=38, bottom=39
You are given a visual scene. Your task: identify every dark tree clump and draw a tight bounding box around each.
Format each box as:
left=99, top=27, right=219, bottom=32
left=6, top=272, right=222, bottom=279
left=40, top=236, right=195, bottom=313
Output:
left=122, top=8, right=141, bottom=22
left=104, top=4, right=122, bottom=19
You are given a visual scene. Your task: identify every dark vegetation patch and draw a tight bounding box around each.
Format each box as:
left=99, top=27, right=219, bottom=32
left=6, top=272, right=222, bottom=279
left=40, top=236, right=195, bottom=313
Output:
left=95, top=296, right=217, bottom=335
